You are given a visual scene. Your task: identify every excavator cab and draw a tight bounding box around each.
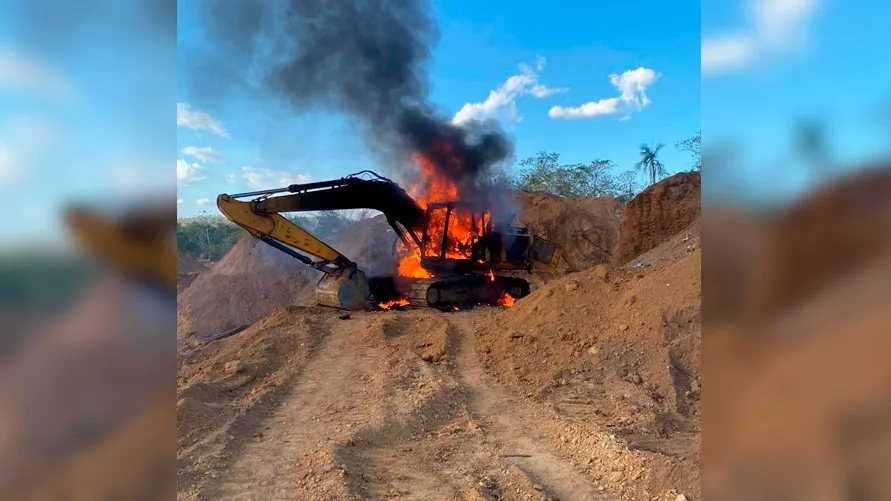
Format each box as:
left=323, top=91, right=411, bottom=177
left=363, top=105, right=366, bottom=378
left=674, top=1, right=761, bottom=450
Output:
left=416, top=202, right=561, bottom=274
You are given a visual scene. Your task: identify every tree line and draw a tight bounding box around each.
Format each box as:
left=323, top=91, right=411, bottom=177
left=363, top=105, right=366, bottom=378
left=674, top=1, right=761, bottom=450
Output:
left=513, top=130, right=700, bottom=200
left=177, top=211, right=361, bottom=261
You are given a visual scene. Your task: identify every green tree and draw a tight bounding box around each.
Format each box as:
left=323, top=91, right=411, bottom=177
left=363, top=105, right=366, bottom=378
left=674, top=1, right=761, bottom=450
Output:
left=675, top=130, right=701, bottom=171
left=516, top=151, right=561, bottom=194
left=635, top=142, right=667, bottom=186
left=516, top=152, right=620, bottom=198
left=616, top=170, right=641, bottom=202
left=176, top=221, right=244, bottom=260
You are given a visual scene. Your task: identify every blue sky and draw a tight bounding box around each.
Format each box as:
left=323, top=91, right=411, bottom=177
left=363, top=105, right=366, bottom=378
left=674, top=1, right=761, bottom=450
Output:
left=1, top=2, right=173, bottom=245
left=4, top=0, right=883, bottom=241
left=175, top=0, right=701, bottom=216
left=702, top=0, right=891, bottom=205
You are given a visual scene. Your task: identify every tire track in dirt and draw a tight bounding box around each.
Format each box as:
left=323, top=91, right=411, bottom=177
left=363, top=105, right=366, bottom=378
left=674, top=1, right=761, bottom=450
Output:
left=202, top=315, right=397, bottom=500
left=334, top=314, right=481, bottom=500
left=336, top=312, right=614, bottom=501
left=447, top=315, right=614, bottom=501
left=196, top=310, right=616, bottom=501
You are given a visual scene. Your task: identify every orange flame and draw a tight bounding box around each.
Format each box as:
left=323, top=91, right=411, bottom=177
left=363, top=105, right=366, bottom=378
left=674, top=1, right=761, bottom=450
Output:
left=378, top=298, right=410, bottom=310
left=485, top=270, right=495, bottom=281
left=396, top=150, right=492, bottom=278
left=397, top=251, right=432, bottom=278
left=497, top=292, right=515, bottom=308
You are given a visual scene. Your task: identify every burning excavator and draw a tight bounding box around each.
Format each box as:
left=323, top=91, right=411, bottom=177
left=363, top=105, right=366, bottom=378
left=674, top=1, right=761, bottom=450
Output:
left=216, top=170, right=562, bottom=311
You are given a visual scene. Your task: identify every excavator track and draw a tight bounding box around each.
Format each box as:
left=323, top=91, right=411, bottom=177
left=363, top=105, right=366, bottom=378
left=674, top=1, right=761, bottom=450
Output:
left=406, top=274, right=530, bottom=309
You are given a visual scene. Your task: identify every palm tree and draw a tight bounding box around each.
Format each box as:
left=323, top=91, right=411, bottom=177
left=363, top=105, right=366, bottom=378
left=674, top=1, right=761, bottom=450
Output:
left=635, top=142, right=667, bottom=186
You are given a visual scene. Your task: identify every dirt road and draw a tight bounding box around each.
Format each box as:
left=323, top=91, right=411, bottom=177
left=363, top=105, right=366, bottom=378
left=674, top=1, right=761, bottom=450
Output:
left=182, top=309, right=621, bottom=501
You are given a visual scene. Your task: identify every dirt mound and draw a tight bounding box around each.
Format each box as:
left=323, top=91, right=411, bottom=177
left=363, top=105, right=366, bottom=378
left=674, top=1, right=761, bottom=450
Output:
left=326, top=215, right=398, bottom=277
left=177, top=306, right=331, bottom=496
left=474, top=244, right=701, bottom=498
left=752, top=165, right=891, bottom=318
left=177, top=253, right=208, bottom=292
left=613, top=171, right=701, bottom=265
left=513, top=191, right=624, bottom=274
left=178, top=253, right=207, bottom=275
left=177, top=237, right=316, bottom=338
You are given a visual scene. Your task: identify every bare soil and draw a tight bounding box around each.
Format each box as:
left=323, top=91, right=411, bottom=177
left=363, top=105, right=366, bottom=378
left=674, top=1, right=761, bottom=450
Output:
left=177, top=239, right=700, bottom=501
left=178, top=253, right=208, bottom=292
left=513, top=191, right=624, bottom=276
left=177, top=179, right=701, bottom=500
left=750, top=166, right=891, bottom=318
left=613, top=172, right=700, bottom=266
left=177, top=237, right=316, bottom=339
left=326, top=215, right=400, bottom=277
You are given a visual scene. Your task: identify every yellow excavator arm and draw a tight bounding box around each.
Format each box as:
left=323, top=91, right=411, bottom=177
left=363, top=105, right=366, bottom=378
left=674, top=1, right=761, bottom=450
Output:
left=65, top=204, right=176, bottom=292
left=215, top=171, right=426, bottom=310
left=216, top=194, right=348, bottom=268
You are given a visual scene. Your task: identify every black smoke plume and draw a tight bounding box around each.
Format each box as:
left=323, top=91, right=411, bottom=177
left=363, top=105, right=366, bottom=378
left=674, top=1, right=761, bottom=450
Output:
left=187, top=0, right=513, bottom=204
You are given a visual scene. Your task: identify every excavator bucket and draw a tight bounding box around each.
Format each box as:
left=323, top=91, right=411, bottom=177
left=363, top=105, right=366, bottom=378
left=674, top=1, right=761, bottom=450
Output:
left=315, top=268, right=373, bottom=311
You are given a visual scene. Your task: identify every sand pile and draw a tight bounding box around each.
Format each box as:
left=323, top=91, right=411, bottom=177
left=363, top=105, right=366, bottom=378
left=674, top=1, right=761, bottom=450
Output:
left=177, top=305, right=331, bottom=494
left=178, top=253, right=207, bottom=275
left=177, top=253, right=208, bottom=292
left=475, top=246, right=701, bottom=428
left=177, top=237, right=316, bottom=338
left=474, top=241, right=701, bottom=497
left=512, top=190, right=624, bottom=274
left=752, top=165, right=891, bottom=318
left=613, top=171, right=701, bottom=265
left=325, top=215, right=398, bottom=277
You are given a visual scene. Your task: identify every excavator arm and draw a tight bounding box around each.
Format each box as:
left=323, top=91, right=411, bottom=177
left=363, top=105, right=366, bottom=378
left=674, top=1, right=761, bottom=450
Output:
left=217, top=171, right=425, bottom=270
left=216, top=194, right=353, bottom=273
left=217, top=171, right=425, bottom=310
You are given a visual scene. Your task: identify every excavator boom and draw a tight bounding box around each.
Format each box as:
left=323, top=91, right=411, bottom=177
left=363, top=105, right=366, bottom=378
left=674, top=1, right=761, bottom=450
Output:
left=217, top=171, right=428, bottom=310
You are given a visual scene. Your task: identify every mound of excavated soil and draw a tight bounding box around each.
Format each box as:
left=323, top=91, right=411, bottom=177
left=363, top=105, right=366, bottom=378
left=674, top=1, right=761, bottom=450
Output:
left=177, top=237, right=316, bottom=338
left=613, top=171, right=701, bottom=265
left=325, top=215, right=398, bottom=277
left=702, top=209, right=770, bottom=322
left=752, top=165, right=891, bottom=318
left=178, top=253, right=207, bottom=275
left=512, top=191, right=624, bottom=274
left=177, top=253, right=208, bottom=292
left=474, top=244, right=702, bottom=498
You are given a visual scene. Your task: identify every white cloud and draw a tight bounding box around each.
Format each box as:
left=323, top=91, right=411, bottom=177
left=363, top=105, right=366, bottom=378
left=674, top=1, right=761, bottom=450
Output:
left=182, top=145, right=225, bottom=164
left=196, top=198, right=210, bottom=206
left=224, top=173, right=237, bottom=183
left=177, top=159, right=208, bottom=186
left=177, top=103, right=229, bottom=138
left=177, top=198, right=183, bottom=204
left=0, top=46, right=74, bottom=100
left=702, top=0, right=820, bottom=75
left=241, top=166, right=312, bottom=189
left=548, top=98, right=620, bottom=119
left=610, top=67, right=659, bottom=109
left=549, top=67, right=660, bottom=120
left=453, top=58, right=568, bottom=125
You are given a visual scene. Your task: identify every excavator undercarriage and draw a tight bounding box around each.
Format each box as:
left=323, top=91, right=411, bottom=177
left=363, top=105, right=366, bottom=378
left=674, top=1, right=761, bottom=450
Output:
left=217, top=171, right=562, bottom=311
